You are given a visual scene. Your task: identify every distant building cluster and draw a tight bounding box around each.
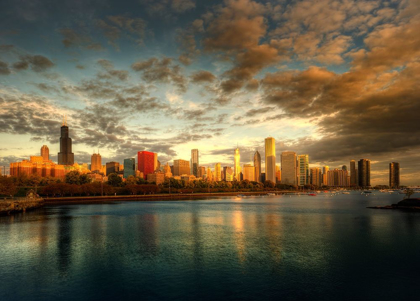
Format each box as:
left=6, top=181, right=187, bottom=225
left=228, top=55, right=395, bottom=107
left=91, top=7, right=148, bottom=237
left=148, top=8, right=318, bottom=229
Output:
left=6, top=123, right=401, bottom=188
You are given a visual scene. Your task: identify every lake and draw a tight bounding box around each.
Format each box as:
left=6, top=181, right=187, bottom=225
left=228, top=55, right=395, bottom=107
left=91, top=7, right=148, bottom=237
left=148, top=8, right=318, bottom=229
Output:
left=1, top=192, right=419, bottom=300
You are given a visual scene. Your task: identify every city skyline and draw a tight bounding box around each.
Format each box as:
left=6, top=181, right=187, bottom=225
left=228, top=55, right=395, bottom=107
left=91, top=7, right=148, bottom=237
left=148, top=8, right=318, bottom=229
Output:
left=1, top=0, right=420, bottom=185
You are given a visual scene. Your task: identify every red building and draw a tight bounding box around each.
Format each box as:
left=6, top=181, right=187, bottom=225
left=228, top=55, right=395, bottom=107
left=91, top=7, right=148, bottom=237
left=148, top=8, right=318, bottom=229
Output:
left=138, top=151, right=155, bottom=179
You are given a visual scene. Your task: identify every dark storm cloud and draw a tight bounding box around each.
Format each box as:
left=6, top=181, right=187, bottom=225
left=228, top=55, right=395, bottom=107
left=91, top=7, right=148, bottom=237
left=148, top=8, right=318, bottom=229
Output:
left=131, top=57, right=187, bottom=93
left=0, top=60, right=11, bottom=75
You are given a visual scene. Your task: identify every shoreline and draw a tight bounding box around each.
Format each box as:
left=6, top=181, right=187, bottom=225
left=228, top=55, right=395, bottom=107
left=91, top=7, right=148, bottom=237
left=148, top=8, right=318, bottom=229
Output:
left=43, top=191, right=291, bottom=205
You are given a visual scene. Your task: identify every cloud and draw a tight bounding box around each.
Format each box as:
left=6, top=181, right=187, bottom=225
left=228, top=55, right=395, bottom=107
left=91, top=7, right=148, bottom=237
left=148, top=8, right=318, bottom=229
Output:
left=131, top=57, right=187, bottom=93
left=190, top=70, right=216, bottom=83
left=140, top=0, right=196, bottom=17
left=96, top=59, right=129, bottom=81
left=0, top=60, right=11, bottom=75
left=12, top=55, right=55, bottom=72
left=59, top=28, right=104, bottom=51
left=96, top=15, right=147, bottom=50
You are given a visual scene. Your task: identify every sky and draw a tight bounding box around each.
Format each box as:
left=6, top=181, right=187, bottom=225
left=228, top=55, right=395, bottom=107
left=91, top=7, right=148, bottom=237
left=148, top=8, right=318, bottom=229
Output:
left=0, top=0, right=419, bottom=185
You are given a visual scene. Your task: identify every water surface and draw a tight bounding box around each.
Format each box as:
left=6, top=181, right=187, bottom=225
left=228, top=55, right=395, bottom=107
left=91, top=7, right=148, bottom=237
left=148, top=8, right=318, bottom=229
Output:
left=1, top=192, right=419, bottom=300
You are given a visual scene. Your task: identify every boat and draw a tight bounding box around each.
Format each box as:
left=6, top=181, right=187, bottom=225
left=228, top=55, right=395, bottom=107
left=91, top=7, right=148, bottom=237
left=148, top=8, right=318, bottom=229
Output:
left=267, top=193, right=276, bottom=196
left=342, top=192, right=350, bottom=194
left=236, top=194, right=247, bottom=198
left=308, top=193, right=317, bottom=196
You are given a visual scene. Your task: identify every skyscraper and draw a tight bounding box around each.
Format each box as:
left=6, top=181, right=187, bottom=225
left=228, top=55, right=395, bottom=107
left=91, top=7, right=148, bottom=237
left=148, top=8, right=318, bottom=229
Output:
left=310, top=168, right=322, bottom=187
left=138, top=151, right=155, bottom=179
left=234, top=147, right=241, bottom=181
left=297, top=154, right=309, bottom=186
left=58, top=119, right=74, bottom=165
left=174, top=159, right=190, bottom=176
left=265, top=137, right=276, bottom=183
left=153, top=153, right=158, bottom=171
left=106, top=162, right=119, bottom=176
left=41, top=145, right=49, bottom=162
left=253, top=150, right=261, bottom=182
left=215, top=163, right=221, bottom=181
left=243, top=164, right=255, bottom=181
left=358, top=159, right=371, bottom=188
left=281, top=151, right=297, bottom=185
left=389, top=162, right=400, bottom=188
left=191, top=149, right=199, bottom=177
left=350, top=160, right=357, bottom=187
left=323, top=166, right=329, bottom=186
left=123, top=158, right=136, bottom=179
left=91, top=152, right=102, bottom=172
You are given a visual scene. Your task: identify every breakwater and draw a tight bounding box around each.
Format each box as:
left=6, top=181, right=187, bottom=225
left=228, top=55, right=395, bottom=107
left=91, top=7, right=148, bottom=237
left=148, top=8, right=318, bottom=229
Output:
left=0, top=198, right=44, bottom=215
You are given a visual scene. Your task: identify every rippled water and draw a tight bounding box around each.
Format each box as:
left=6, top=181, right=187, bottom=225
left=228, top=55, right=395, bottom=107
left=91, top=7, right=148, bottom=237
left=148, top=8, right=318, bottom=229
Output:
left=1, top=192, right=420, bottom=300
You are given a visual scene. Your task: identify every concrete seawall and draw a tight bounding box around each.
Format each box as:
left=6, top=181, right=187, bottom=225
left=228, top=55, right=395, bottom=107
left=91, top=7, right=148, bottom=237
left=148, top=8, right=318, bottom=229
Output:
left=0, top=198, right=44, bottom=215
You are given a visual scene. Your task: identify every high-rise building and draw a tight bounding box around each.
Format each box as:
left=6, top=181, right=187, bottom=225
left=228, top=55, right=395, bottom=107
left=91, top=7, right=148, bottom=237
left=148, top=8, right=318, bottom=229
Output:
left=164, top=162, right=173, bottom=178
left=275, top=165, right=281, bottom=183
left=138, top=151, right=155, bottom=179
left=350, top=160, right=357, bottom=187
left=253, top=150, right=261, bottom=182
left=174, top=159, right=190, bottom=176
left=358, top=159, right=371, bottom=188
left=215, top=163, right=221, bottom=181
left=206, top=167, right=213, bottom=181
left=41, top=145, right=49, bottom=162
left=281, top=151, right=297, bottom=185
left=243, top=164, right=255, bottom=181
left=389, top=162, right=400, bottom=188
left=191, top=149, right=199, bottom=177
left=310, top=168, right=322, bottom=187
left=106, top=162, right=120, bottom=176
left=327, top=169, right=350, bottom=187
left=234, top=147, right=241, bottom=181
left=198, top=166, right=206, bottom=178
left=225, top=167, right=234, bottom=181
left=153, top=153, right=158, bottom=171
left=265, top=137, right=276, bottom=183
left=91, top=152, right=102, bottom=172
left=123, top=158, right=136, bottom=179
left=323, top=166, right=329, bottom=186
left=342, top=165, right=347, bottom=171
left=58, top=119, right=74, bottom=165
left=298, top=154, right=309, bottom=186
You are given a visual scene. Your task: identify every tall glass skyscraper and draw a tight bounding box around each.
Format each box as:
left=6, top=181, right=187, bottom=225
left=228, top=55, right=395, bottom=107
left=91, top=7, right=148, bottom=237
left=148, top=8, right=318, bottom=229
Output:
left=298, top=154, right=309, bottom=186
left=124, top=158, right=136, bottom=179
left=389, top=162, right=400, bottom=188
left=358, top=159, right=371, bottom=188
left=265, top=137, right=276, bottom=183
left=191, top=149, right=199, bottom=177
left=253, top=150, right=261, bottom=182
left=138, top=151, right=155, bottom=179
left=58, top=120, right=74, bottom=165
left=234, top=147, right=241, bottom=181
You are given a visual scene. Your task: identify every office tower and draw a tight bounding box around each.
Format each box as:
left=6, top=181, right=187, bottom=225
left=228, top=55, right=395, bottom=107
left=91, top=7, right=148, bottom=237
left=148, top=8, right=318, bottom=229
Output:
left=275, top=165, right=281, bottom=183
left=106, top=162, right=120, bottom=176
left=138, top=151, right=155, bottom=179
left=224, top=167, right=233, bottom=181
left=298, top=154, right=309, bottom=186
left=153, top=153, right=158, bottom=171
left=243, top=164, right=255, bottom=181
left=123, top=158, right=136, bottom=178
left=323, top=166, right=329, bottom=186
left=91, top=152, right=102, bottom=172
left=389, top=162, right=400, bottom=188
left=254, top=150, right=261, bottom=182
left=174, top=159, right=190, bottom=176
left=265, top=137, right=276, bottom=182
left=358, top=159, right=371, bottom=188
left=198, top=166, right=206, bottom=178
left=234, top=147, right=241, bottom=180
left=350, top=160, right=357, bottom=186
left=215, top=163, right=221, bottom=181
left=342, top=165, right=347, bottom=171
left=191, top=149, right=199, bottom=177
left=58, top=119, right=74, bottom=165
left=310, top=168, right=322, bottom=187
left=164, top=163, right=173, bottom=178
left=281, top=151, right=297, bottom=185
left=41, top=145, right=49, bottom=162
left=327, top=169, right=349, bottom=187
left=206, top=167, right=213, bottom=181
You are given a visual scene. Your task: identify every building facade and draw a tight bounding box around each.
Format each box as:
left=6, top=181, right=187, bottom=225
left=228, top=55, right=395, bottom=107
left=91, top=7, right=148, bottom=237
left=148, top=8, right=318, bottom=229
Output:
left=191, top=149, right=199, bottom=177
left=91, top=153, right=102, bottom=172
left=106, top=162, right=120, bottom=176
left=123, top=158, right=136, bottom=179
left=281, top=151, right=297, bottom=185
left=243, top=164, right=255, bottom=181
left=298, top=154, right=310, bottom=186
left=234, top=147, right=241, bottom=181
left=41, top=145, right=49, bottom=162
left=214, top=163, right=221, bottom=181
left=253, top=150, right=261, bottom=182
left=138, top=151, right=155, bottom=179
left=58, top=122, right=74, bottom=165
left=265, top=137, right=276, bottom=183
left=310, top=168, right=322, bottom=187
left=173, top=159, right=190, bottom=176
left=389, top=162, right=400, bottom=188
left=358, top=159, right=371, bottom=188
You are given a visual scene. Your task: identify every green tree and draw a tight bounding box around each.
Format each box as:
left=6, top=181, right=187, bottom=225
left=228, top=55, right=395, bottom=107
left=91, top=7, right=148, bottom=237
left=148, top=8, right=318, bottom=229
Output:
left=65, top=171, right=81, bottom=185
left=79, top=174, right=91, bottom=185
left=107, top=173, right=123, bottom=187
